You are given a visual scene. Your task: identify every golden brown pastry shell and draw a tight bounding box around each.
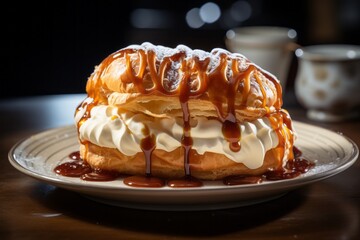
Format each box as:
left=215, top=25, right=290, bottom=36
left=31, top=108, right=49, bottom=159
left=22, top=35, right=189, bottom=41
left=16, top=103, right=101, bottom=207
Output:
left=80, top=142, right=284, bottom=180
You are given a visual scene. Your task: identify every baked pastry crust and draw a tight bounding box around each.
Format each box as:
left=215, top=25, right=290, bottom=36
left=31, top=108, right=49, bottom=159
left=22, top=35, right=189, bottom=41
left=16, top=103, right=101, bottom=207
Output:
left=80, top=142, right=284, bottom=180
left=84, top=42, right=282, bottom=122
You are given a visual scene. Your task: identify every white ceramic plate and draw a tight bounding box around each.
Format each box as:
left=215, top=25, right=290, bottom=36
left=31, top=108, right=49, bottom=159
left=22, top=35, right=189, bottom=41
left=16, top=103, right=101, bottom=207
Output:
left=8, top=121, right=359, bottom=211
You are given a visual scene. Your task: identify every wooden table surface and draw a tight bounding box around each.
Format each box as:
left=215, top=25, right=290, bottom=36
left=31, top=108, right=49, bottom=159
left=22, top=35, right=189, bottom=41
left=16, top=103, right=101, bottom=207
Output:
left=1, top=93, right=359, bottom=240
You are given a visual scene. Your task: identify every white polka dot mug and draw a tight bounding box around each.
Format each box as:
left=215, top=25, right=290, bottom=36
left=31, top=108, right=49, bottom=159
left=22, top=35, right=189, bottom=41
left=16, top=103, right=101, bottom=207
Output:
left=294, top=44, right=360, bottom=122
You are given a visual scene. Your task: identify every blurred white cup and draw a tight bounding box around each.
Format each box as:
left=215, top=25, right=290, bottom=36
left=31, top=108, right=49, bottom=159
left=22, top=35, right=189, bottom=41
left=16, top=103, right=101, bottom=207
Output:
left=294, top=44, right=360, bottom=122
left=225, top=26, right=298, bottom=91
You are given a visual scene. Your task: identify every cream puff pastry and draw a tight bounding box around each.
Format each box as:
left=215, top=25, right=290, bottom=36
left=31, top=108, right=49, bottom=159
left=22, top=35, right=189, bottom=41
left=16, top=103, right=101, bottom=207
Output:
left=74, top=42, right=296, bottom=182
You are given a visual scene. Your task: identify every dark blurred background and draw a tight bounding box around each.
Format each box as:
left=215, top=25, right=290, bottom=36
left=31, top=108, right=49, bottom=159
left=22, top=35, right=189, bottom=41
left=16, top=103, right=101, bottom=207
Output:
left=2, top=0, right=360, bottom=99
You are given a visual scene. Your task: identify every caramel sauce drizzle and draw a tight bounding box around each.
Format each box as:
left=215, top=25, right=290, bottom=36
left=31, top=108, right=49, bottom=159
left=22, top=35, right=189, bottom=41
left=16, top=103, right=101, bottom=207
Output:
left=179, top=58, right=193, bottom=176
left=139, top=126, right=156, bottom=176
left=267, top=109, right=295, bottom=168
left=75, top=45, right=292, bottom=187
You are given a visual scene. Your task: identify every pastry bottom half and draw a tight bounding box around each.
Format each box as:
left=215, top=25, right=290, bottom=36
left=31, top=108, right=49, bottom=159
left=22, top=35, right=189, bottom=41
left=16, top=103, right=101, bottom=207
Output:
left=80, top=142, right=285, bottom=180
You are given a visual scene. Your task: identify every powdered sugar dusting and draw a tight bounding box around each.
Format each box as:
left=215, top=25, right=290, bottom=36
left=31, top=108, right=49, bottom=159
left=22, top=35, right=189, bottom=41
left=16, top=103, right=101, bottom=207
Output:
left=163, top=61, right=182, bottom=92
left=122, top=43, right=224, bottom=70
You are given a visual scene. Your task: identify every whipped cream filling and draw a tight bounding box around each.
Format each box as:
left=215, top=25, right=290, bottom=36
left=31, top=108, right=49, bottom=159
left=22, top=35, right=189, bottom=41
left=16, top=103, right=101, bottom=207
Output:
left=75, top=98, right=279, bottom=169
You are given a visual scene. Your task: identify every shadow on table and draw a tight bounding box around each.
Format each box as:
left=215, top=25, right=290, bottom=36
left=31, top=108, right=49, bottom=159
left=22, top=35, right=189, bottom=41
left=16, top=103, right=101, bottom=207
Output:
left=31, top=183, right=307, bottom=237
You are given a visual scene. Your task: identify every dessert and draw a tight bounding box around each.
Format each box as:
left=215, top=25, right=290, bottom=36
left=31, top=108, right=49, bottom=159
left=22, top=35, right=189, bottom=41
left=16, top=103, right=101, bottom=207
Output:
left=67, top=42, right=303, bottom=187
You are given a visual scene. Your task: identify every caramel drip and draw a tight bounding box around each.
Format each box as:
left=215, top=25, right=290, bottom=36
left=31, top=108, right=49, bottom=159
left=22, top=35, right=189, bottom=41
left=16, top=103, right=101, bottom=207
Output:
left=140, top=126, right=156, bottom=176
left=76, top=100, right=96, bottom=131
left=80, top=44, right=288, bottom=179
left=260, top=70, right=283, bottom=109
left=146, top=50, right=160, bottom=92
left=240, top=65, right=254, bottom=107
left=267, top=109, right=295, bottom=169
left=280, top=109, right=295, bottom=160
left=125, top=53, right=144, bottom=92
left=254, top=70, right=268, bottom=110
left=207, top=56, right=256, bottom=152
left=179, top=58, right=193, bottom=176
left=75, top=99, right=96, bottom=163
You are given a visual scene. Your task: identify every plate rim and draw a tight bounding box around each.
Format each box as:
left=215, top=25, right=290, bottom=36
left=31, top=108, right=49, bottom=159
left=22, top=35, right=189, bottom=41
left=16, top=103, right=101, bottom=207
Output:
left=8, top=121, right=359, bottom=194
